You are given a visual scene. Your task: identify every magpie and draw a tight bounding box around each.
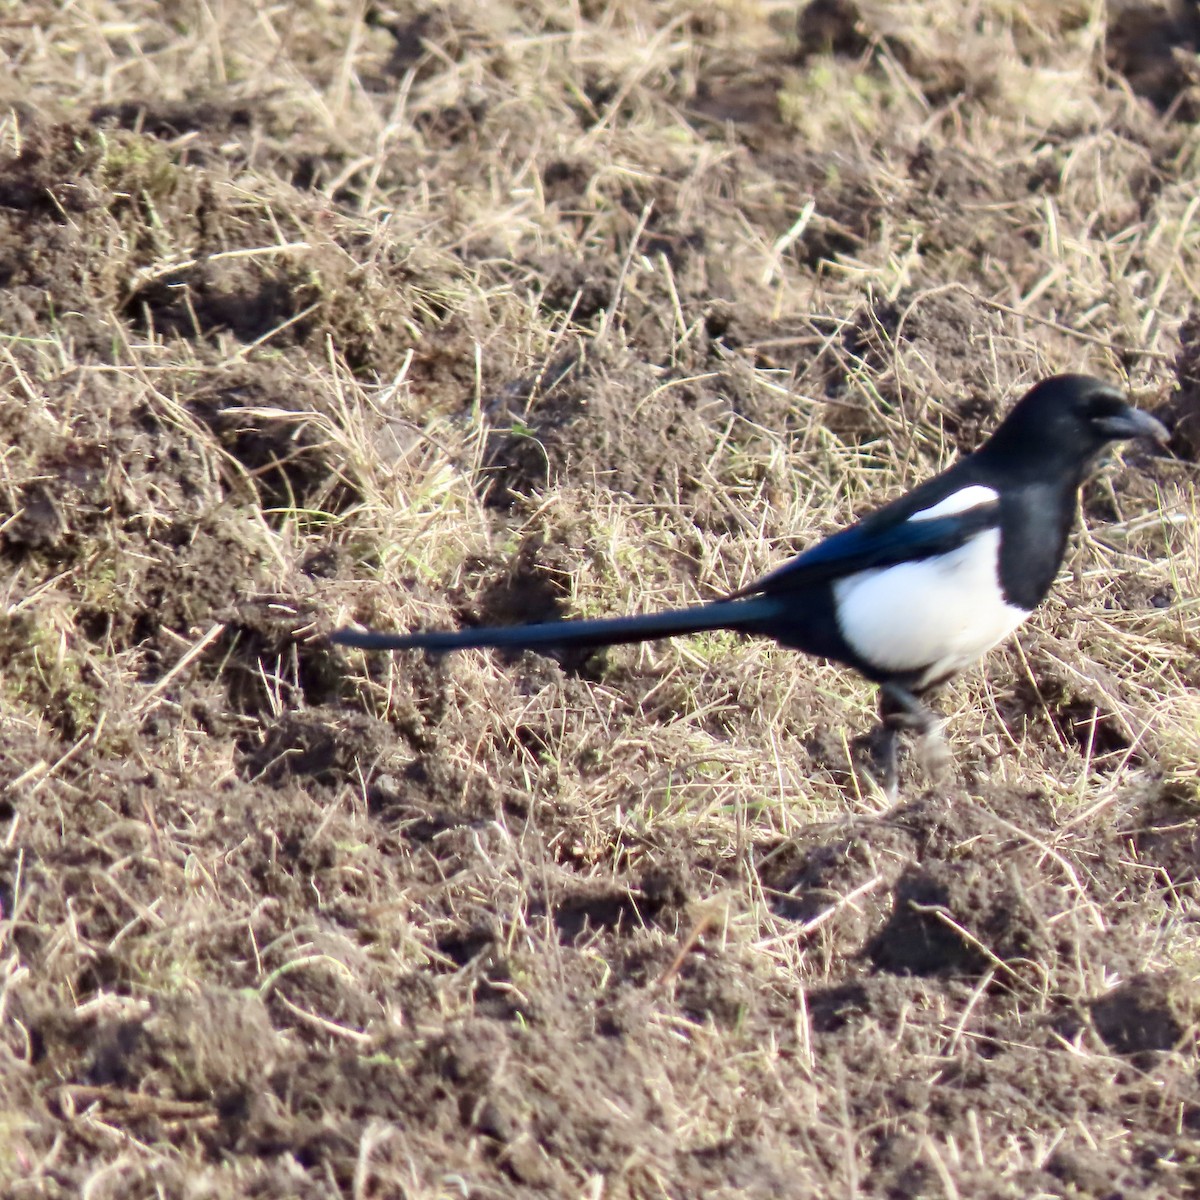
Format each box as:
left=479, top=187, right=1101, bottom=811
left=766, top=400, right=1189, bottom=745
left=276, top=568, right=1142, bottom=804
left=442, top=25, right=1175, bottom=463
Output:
left=334, top=375, right=1167, bottom=794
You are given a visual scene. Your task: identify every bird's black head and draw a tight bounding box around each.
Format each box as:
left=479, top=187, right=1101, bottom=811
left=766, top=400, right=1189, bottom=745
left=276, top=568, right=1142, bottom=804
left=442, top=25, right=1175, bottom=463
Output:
left=978, top=374, right=1168, bottom=478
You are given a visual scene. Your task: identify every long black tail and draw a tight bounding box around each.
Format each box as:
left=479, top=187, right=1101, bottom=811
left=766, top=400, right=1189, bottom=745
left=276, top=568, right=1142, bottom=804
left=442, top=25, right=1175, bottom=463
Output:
left=332, top=595, right=782, bottom=653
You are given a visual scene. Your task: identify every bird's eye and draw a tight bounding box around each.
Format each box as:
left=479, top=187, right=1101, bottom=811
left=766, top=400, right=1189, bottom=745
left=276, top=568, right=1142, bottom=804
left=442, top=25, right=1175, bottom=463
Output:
left=1084, top=390, right=1129, bottom=422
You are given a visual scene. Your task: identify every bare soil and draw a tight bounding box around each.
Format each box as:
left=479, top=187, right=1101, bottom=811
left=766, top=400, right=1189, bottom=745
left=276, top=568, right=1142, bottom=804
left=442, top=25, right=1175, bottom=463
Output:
left=1, top=3, right=1198, bottom=1197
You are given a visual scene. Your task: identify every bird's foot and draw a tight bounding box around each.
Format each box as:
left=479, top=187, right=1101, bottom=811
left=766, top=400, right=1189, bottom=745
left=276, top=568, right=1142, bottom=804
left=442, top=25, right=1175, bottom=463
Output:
left=868, top=683, right=948, bottom=798
left=853, top=722, right=901, bottom=804
left=914, top=723, right=951, bottom=782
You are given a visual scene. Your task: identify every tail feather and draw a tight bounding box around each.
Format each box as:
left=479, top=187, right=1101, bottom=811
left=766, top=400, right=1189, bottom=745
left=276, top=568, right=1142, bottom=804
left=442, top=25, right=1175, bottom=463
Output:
left=333, top=596, right=781, bottom=654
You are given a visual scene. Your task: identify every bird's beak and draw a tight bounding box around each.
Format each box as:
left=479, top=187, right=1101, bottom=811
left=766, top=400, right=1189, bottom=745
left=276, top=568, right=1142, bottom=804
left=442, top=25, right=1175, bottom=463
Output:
left=1095, top=405, right=1170, bottom=443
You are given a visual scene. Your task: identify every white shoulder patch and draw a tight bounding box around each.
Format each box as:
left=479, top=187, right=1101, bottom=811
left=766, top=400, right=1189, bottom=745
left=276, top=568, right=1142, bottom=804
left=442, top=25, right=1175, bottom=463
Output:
left=910, top=484, right=999, bottom=522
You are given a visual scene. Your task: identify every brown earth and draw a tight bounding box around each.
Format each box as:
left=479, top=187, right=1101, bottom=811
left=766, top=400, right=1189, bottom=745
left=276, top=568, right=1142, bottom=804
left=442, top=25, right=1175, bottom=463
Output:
left=1, top=2, right=1199, bottom=1197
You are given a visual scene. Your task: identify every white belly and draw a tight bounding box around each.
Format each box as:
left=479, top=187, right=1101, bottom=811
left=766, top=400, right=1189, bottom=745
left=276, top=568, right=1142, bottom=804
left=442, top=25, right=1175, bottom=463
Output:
left=832, top=527, right=1030, bottom=688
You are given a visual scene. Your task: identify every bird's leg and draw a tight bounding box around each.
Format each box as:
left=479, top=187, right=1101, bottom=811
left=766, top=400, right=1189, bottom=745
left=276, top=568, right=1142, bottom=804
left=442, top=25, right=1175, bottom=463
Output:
left=878, top=682, right=935, bottom=734
left=871, top=722, right=901, bottom=801
left=871, top=683, right=942, bottom=799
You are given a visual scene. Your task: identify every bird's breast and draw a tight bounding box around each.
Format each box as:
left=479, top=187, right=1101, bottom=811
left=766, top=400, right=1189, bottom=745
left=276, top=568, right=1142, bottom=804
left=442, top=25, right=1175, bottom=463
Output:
left=832, top=527, right=1030, bottom=689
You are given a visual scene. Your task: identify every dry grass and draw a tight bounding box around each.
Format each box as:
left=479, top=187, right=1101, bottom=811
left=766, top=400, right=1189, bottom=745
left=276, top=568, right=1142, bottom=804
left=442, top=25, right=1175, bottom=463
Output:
left=0, top=1, right=1198, bottom=1196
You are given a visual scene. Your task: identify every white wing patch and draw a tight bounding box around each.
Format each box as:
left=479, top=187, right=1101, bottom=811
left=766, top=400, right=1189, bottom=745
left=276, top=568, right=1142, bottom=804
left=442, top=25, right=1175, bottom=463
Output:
left=833, top=525, right=1028, bottom=689
left=909, top=484, right=1000, bottom=522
